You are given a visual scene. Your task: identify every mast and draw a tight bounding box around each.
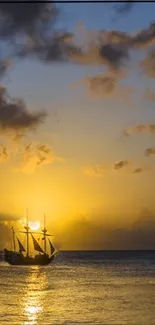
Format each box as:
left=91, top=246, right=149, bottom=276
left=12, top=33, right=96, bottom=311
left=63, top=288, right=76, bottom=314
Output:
left=12, top=227, right=16, bottom=251
left=25, top=208, right=30, bottom=257
left=42, top=214, right=47, bottom=254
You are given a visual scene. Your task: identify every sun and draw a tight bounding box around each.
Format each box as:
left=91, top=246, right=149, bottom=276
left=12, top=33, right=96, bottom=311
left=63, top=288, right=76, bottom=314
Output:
left=28, top=221, right=41, bottom=231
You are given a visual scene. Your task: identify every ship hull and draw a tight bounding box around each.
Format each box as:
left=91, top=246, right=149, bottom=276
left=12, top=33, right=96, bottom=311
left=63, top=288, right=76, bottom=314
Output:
left=4, top=249, right=55, bottom=266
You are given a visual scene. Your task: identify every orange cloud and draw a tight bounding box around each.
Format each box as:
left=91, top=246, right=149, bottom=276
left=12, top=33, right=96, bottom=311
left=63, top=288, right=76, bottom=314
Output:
left=15, top=142, right=64, bottom=174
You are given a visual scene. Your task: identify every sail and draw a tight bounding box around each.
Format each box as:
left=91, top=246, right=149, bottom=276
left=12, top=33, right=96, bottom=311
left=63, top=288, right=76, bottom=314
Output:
left=31, top=234, right=44, bottom=253
left=48, top=238, right=55, bottom=255
left=17, top=237, right=26, bottom=252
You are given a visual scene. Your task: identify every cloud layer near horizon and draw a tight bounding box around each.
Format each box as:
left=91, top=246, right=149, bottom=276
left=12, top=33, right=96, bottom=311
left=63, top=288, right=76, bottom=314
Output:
left=54, top=210, right=155, bottom=250
left=2, top=208, right=155, bottom=250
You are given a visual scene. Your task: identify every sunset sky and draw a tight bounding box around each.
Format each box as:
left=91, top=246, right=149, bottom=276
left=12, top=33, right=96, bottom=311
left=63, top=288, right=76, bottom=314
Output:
left=1, top=2, right=155, bottom=250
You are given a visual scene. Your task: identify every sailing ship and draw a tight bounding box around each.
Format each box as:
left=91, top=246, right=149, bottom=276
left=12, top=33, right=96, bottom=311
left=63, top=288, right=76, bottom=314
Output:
left=4, top=214, right=57, bottom=266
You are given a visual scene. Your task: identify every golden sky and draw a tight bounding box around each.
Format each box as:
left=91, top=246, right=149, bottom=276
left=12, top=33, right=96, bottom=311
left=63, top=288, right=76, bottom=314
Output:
left=0, top=2, right=155, bottom=250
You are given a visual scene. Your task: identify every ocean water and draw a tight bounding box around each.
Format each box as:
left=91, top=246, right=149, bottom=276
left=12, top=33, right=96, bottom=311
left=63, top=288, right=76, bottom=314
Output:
left=0, top=250, right=155, bottom=325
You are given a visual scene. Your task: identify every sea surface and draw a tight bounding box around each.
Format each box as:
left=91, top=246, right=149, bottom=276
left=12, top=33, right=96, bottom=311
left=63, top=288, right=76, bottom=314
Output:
left=0, top=250, right=155, bottom=325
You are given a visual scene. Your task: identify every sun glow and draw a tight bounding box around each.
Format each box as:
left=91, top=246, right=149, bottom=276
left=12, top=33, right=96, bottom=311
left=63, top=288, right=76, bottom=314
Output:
left=28, top=221, right=41, bottom=231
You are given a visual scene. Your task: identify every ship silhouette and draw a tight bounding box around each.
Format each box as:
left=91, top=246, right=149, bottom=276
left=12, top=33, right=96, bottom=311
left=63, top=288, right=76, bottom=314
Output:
left=4, top=212, right=57, bottom=266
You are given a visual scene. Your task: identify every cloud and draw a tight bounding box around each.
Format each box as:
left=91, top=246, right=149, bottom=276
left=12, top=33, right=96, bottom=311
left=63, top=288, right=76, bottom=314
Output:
left=0, top=85, right=46, bottom=137
left=123, top=123, right=155, bottom=136
left=114, top=160, right=130, bottom=170
left=0, top=144, right=8, bottom=162
left=0, top=2, right=78, bottom=67
left=83, top=73, right=133, bottom=103
left=0, top=223, right=12, bottom=250
left=87, top=74, right=116, bottom=94
left=132, top=164, right=150, bottom=174
left=106, top=22, right=155, bottom=50
left=141, top=50, right=155, bottom=78
left=18, top=32, right=76, bottom=64
left=2, top=208, right=155, bottom=251
left=113, top=2, right=134, bottom=15
left=84, top=164, right=106, bottom=177
left=99, top=43, right=129, bottom=70
left=145, top=147, right=155, bottom=157
left=69, top=42, right=129, bottom=71
left=70, top=21, right=155, bottom=74
left=16, top=142, right=63, bottom=173
left=132, top=167, right=145, bottom=174
left=0, top=212, right=21, bottom=249
left=144, top=89, right=155, bottom=101
left=0, top=60, right=12, bottom=79
left=0, top=2, right=57, bottom=39
left=0, top=212, right=20, bottom=223
left=55, top=209, right=155, bottom=250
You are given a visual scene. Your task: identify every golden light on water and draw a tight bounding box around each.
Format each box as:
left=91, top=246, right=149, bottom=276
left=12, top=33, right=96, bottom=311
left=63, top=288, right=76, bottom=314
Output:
left=25, top=306, right=42, bottom=315
left=23, top=267, right=48, bottom=325
left=25, top=305, right=43, bottom=325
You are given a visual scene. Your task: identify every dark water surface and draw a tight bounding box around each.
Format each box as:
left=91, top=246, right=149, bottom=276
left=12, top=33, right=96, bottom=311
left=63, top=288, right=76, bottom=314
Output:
left=0, top=250, right=155, bottom=324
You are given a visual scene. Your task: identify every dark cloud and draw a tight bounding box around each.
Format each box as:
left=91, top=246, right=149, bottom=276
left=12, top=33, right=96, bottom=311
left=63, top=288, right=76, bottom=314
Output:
left=0, top=1, right=58, bottom=39
left=0, top=3, right=59, bottom=140
left=99, top=43, right=129, bottom=70
left=145, top=147, right=155, bottom=157
left=0, top=86, right=46, bottom=136
left=114, top=160, right=129, bottom=170
left=17, top=32, right=75, bottom=64
left=0, top=2, right=77, bottom=66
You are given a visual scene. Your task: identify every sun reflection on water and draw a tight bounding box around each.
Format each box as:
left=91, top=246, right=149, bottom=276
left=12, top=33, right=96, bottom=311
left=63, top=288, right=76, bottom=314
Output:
left=22, top=266, right=48, bottom=325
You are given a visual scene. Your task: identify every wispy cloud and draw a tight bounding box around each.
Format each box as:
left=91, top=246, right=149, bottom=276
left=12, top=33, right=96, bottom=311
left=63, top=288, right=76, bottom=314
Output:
left=84, top=164, right=107, bottom=177
left=144, top=89, right=155, bottom=101
left=104, top=22, right=155, bottom=50
left=74, top=72, right=133, bottom=103
left=0, top=144, right=8, bottom=162
left=16, top=142, right=64, bottom=174
left=132, top=165, right=150, bottom=174
left=145, top=147, right=155, bottom=157
left=0, top=212, right=20, bottom=223
left=69, top=42, right=129, bottom=72
left=141, top=50, right=155, bottom=78
left=123, top=123, right=155, bottom=136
